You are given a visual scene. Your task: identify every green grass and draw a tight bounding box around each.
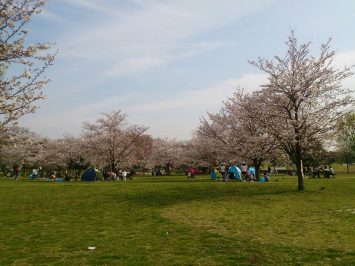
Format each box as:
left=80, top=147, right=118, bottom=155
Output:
left=0, top=175, right=354, bottom=265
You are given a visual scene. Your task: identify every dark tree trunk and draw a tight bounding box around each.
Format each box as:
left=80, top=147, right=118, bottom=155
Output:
left=347, top=163, right=349, bottom=174
left=111, top=161, right=116, bottom=173
left=166, top=162, right=171, bottom=175
left=253, top=158, right=263, bottom=180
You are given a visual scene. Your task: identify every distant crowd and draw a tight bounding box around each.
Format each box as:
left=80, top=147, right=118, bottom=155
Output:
left=7, top=162, right=336, bottom=182
left=309, top=165, right=336, bottom=178
left=104, top=169, right=133, bottom=181
left=187, top=162, right=270, bottom=182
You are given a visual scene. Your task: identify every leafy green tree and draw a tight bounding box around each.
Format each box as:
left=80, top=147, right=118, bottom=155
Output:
left=336, top=113, right=355, bottom=174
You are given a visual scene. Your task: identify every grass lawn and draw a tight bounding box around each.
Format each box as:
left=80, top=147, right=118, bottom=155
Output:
left=0, top=174, right=354, bottom=265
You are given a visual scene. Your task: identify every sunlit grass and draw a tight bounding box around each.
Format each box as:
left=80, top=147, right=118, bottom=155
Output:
left=0, top=174, right=354, bottom=265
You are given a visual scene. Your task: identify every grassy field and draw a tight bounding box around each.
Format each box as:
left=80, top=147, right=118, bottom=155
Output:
left=0, top=174, right=354, bottom=265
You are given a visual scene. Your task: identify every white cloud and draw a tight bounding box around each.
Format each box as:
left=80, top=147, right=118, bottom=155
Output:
left=40, top=8, right=65, bottom=22
left=106, top=56, right=164, bottom=77
left=125, top=72, right=267, bottom=113
left=127, top=72, right=267, bottom=139
left=335, top=50, right=355, bottom=91
left=19, top=95, right=133, bottom=138
left=335, top=50, right=355, bottom=68
left=19, top=72, right=266, bottom=139
left=55, top=0, right=120, bottom=15
left=55, top=0, right=277, bottom=76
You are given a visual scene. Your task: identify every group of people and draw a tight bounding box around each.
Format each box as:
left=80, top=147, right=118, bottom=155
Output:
left=210, top=162, right=270, bottom=182
left=105, top=169, right=131, bottom=181
left=312, top=165, right=336, bottom=178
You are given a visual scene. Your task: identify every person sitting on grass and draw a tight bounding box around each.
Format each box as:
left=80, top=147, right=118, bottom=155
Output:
left=50, top=171, right=56, bottom=180
left=329, top=166, right=336, bottom=177
left=259, top=172, right=270, bottom=182
left=210, top=169, right=218, bottom=180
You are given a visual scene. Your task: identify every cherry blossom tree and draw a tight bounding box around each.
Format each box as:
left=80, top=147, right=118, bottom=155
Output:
left=0, top=0, right=55, bottom=134
left=54, top=135, right=89, bottom=180
left=147, top=138, right=187, bottom=175
left=35, top=138, right=66, bottom=170
left=196, top=90, right=278, bottom=178
left=222, top=90, right=279, bottom=178
left=128, top=134, right=153, bottom=172
left=196, top=115, right=238, bottom=165
left=183, top=137, right=218, bottom=168
left=0, top=126, right=43, bottom=175
left=82, top=110, right=148, bottom=172
left=249, top=31, right=354, bottom=190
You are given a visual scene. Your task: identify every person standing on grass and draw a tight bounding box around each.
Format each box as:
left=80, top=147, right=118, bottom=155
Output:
left=248, top=165, right=256, bottom=181
left=323, top=165, right=330, bottom=178
left=241, top=162, right=248, bottom=179
left=118, top=169, right=123, bottom=181
left=219, top=163, right=226, bottom=181
left=122, top=170, right=128, bottom=181
left=329, top=166, right=335, bottom=177
left=32, top=169, right=38, bottom=179
left=264, top=172, right=270, bottom=182
left=210, top=168, right=218, bottom=180
left=14, top=165, right=20, bottom=180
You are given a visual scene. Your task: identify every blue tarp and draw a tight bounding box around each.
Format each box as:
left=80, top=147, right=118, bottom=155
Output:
left=81, top=168, right=98, bottom=182
left=228, top=165, right=242, bottom=180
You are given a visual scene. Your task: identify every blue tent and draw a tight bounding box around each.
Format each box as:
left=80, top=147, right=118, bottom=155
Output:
left=228, top=165, right=242, bottom=180
left=81, top=168, right=103, bottom=182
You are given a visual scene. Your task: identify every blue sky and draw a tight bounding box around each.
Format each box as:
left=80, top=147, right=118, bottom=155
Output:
left=19, top=0, right=355, bottom=140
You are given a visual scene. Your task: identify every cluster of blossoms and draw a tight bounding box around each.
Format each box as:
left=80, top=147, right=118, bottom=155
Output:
left=0, top=0, right=55, bottom=131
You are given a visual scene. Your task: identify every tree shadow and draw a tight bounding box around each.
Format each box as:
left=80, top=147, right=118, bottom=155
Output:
left=112, top=183, right=302, bottom=208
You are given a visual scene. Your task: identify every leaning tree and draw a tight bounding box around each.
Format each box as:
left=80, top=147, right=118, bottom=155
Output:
left=249, top=31, right=354, bottom=190
left=0, top=0, right=55, bottom=135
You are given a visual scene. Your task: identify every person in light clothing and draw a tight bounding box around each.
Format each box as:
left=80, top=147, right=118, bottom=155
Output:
left=122, top=170, right=128, bottom=181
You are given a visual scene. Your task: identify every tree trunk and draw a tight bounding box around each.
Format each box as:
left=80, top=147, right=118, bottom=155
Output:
left=295, top=156, right=304, bottom=191
left=166, top=162, right=171, bottom=175
left=347, top=163, right=349, bottom=174
left=253, top=158, right=263, bottom=180
left=111, top=161, right=116, bottom=173
left=294, top=115, right=304, bottom=191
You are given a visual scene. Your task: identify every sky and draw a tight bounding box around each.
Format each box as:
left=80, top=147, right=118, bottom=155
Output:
left=19, top=0, right=355, bottom=140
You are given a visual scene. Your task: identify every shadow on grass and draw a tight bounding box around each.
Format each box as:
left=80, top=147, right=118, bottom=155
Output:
left=113, top=184, right=301, bottom=208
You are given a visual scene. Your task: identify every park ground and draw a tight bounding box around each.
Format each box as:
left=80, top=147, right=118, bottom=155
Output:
left=0, top=174, right=354, bottom=265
